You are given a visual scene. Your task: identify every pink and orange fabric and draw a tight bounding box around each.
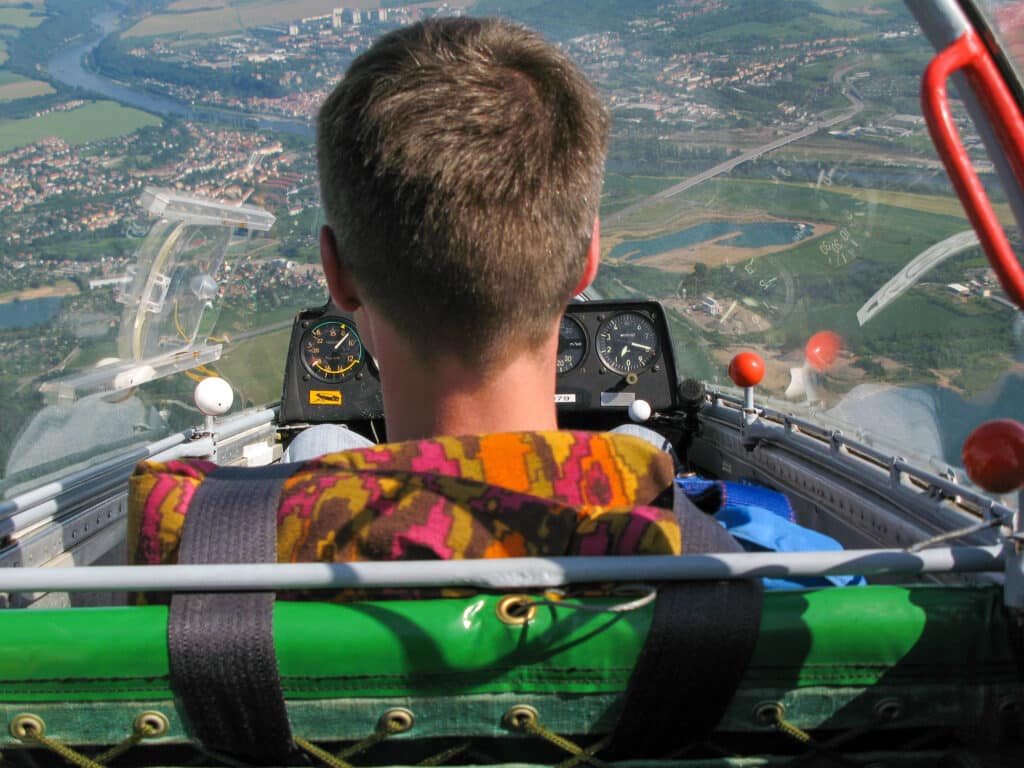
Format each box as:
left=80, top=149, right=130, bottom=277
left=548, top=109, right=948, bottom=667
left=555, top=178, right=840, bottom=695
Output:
left=128, top=431, right=682, bottom=597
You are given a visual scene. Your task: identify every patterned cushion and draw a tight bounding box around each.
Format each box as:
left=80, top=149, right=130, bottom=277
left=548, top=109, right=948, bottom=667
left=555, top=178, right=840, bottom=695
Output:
left=128, top=431, right=682, bottom=599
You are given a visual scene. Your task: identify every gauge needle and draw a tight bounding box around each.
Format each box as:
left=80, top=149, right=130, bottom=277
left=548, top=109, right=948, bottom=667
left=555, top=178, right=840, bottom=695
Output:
left=631, top=342, right=652, bottom=351
left=333, top=333, right=350, bottom=350
left=620, top=345, right=629, bottom=358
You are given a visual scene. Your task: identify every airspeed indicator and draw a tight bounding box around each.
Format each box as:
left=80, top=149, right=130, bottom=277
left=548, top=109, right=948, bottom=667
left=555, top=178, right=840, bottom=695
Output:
left=300, top=319, right=364, bottom=383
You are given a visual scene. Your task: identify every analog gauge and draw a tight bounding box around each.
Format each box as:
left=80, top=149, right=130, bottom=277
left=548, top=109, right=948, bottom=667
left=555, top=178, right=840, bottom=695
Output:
left=557, top=315, right=588, bottom=375
left=596, top=312, right=659, bottom=375
left=300, top=319, right=364, bottom=383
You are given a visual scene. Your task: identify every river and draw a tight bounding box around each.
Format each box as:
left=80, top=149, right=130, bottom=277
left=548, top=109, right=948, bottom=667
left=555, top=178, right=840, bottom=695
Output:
left=45, top=8, right=314, bottom=138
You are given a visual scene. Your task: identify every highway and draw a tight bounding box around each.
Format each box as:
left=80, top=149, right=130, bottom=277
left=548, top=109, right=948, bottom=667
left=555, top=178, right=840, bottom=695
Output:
left=605, top=79, right=864, bottom=227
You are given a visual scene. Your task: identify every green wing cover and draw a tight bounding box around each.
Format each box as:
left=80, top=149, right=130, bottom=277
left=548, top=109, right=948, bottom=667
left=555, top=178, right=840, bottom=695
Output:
left=0, top=586, right=1016, bottom=745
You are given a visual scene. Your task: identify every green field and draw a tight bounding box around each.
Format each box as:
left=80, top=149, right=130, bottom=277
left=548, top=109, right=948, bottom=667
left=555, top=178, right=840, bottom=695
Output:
left=0, top=72, right=53, bottom=101
left=601, top=173, right=686, bottom=217
left=812, top=0, right=904, bottom=10
left=0, top=6, right=45, bottom=28
left=0, top=101, right=161, bottom=152
left=213, top=329, right=291, bottom=408
left=125, top=0, right=472, bottom=38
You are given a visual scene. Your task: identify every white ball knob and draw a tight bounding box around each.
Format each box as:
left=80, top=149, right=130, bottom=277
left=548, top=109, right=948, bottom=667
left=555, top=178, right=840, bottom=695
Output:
left=194, top=376, right=233, bottom=416
left=628, top=399, right=652, bottom=423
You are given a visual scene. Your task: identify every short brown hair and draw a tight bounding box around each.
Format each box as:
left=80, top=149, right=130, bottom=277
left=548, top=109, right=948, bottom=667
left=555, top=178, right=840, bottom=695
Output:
left=317, top=17, right=609, bottom=364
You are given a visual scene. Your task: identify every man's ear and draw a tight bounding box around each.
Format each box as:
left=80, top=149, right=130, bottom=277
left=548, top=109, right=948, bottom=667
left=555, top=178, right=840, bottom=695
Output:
left=320, top=225, right=362, bottom=311
left=572, top=216, right=601, bottom=296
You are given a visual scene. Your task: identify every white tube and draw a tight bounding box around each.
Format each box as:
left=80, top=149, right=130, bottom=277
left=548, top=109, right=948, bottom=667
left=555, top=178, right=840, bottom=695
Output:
left=0, top=546, right=1003, bottom=593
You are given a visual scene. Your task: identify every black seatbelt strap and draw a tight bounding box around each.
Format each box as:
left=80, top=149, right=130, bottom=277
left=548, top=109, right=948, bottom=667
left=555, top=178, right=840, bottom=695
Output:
left=168, top=463, right=299, bottom=765
left=607, top=497, right=764, bottom=758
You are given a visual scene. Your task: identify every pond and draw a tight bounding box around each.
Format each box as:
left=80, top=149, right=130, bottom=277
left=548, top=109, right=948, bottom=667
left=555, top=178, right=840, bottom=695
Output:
left=0, top=296, right=62, bottom=330
left=609, top=220, right=813, bottom=261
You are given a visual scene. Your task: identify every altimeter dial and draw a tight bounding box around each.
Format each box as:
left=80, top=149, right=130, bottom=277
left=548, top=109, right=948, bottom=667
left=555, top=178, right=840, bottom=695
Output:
left=300, top=319, right=364, bottom=383
left=596, top=312, right=658, bottom=375
left=557, top=315, right=588, bottom=375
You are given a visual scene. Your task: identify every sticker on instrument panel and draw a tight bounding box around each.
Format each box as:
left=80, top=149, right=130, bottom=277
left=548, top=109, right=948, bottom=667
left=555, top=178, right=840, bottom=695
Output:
left=554, top=393, right=576, bottom=403
left=309, top=390, right=343, bottom=406
left=601, top=392, right=636, bottom=407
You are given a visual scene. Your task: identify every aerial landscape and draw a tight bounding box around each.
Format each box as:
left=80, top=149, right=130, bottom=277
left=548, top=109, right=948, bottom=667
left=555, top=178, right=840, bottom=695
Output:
left=0, top=0, right=1021, bottom=483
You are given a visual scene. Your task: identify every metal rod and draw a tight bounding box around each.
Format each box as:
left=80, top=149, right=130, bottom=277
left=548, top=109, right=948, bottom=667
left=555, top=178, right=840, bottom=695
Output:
left=0, top=432, right=187, bottom=522
left=0, top=546, right=1003, bottom=593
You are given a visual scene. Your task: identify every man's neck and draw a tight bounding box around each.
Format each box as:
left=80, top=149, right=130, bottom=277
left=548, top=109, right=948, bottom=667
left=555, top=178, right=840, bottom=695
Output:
left=381, top=352, right=559, bottom=441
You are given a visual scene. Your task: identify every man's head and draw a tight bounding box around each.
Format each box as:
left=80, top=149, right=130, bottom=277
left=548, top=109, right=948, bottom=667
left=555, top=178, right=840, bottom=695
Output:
left=317, top=17, right=609, bottom=366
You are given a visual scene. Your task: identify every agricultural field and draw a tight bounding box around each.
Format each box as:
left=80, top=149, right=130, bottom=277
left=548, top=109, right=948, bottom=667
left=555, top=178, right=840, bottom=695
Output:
left=0, top=101, right=161, bottom=152
left=0, top=5, right=45, bottom=29
left=0, top=72, right=53, bottom=101
left=125, top=0, right=472, bottom=38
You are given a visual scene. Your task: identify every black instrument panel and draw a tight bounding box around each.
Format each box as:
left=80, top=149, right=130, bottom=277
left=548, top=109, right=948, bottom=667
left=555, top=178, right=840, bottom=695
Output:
left=280, top=299, right=678, bottom=426
left=279, top=302, right=384, bottom=425
left=556, top=300, right=679, bottom=413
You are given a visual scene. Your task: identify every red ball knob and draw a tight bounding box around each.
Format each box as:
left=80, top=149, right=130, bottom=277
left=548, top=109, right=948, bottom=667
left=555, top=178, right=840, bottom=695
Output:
left=729, top=351, right=765, bottom=388
left=962, top=419, right=1024, bottom=494
left=806, top=330, right=842, bottom=372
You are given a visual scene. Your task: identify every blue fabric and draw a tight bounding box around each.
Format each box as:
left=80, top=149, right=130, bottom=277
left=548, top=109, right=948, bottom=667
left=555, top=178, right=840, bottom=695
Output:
left=676, top=477, right=867, bottom=590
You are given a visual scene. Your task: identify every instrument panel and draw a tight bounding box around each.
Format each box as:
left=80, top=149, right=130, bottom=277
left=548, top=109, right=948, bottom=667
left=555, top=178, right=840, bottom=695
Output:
left=279, top=302, right=383, bottom=425
left=280, top=299, right=678, bottom=426
left=556, top=300, right=679, bottom=413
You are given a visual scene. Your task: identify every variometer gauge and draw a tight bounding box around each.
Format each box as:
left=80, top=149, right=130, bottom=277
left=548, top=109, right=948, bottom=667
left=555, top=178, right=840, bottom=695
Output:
left=596, top=312, right=658, bottom=375
left=300, top=319, right=364, bottom=383
left=557, top=315, right=588, bottom=375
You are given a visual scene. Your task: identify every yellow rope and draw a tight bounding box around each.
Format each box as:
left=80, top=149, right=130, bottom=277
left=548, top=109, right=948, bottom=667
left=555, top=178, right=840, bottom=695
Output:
left=521, top=720, right=612, bottom=768
left=416, top=742, right=471, bottom=766
left=21, top=732, right=106, bottom=768
left=554, top=735, right=613, bottom=768
left=334, top=718, right=405, bottom=762
left=773, top=714, right=813, bottom=744
left=93, top=720, right=161, bottom=764
left=294, top=736, right=353, bottom=768
left=93, top=733, right=145, bottom=765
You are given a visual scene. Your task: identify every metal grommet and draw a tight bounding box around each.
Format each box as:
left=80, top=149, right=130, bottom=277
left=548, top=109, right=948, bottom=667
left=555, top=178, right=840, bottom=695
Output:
left=379, top=707, right=414, bottom=734
left=874, top=697, right=902, bottom=722
left=134, top=711, right=170, bottom=737
left=496, top=595, right=537, bottom=625
left=503, top=705, right=539, bottom=731
left=752, top=701, right=784, bottom=726
left=10, top=714, right=45, bottom=740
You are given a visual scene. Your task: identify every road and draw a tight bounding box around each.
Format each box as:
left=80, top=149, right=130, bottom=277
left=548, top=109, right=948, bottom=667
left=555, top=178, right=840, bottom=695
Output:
left=604, top=76, right=864, bottom=227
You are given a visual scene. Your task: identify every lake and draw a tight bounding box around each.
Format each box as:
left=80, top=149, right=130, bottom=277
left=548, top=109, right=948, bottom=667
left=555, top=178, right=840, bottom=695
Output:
left=0, top=296, right=62, bottom=330
left=609, top=220, right=813, bottom=261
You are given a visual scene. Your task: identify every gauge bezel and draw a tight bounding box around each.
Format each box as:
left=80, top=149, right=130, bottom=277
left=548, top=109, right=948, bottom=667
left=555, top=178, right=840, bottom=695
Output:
left=299, top=318, right=365, bottom=383
left=556, top=314, right=589, bottom=376
left=595, top=311, right=659, bottom=376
